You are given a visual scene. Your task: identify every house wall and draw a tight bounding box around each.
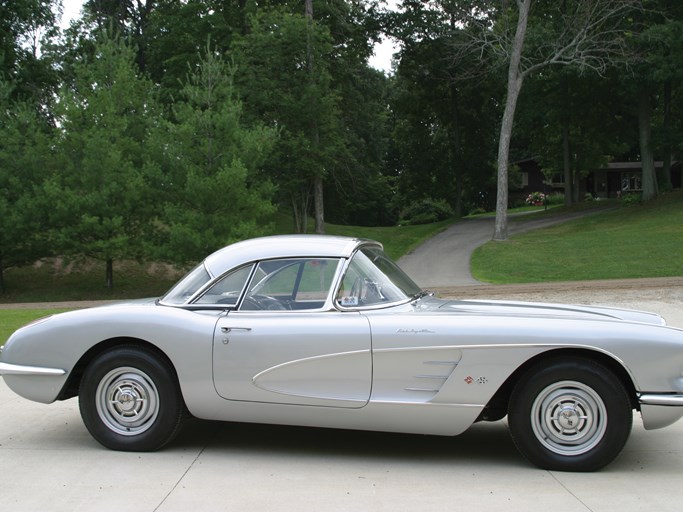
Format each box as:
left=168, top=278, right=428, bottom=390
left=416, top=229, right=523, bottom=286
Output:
left=515, top=159, right=682, bottom=202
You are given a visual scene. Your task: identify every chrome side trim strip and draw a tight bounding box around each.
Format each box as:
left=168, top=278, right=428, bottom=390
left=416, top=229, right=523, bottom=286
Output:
left=0, top=362, right=66, bottom=376
left=638, top=393, right=683, bottom=407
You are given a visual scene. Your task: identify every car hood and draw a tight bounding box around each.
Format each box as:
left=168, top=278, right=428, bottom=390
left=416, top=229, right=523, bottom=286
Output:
left=97, top=298, right=159, bottom=308
left=430, top=298, right=667, bottom=326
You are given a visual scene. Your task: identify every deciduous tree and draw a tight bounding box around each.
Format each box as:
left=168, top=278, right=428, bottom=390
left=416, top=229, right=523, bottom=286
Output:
left=456, top=0, right=642, bottom=240
left=235, top=7, right=342, bottom=233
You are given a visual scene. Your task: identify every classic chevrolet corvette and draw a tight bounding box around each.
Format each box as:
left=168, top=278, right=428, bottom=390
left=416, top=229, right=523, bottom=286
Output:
left=2, top=235, right=683, bottom=471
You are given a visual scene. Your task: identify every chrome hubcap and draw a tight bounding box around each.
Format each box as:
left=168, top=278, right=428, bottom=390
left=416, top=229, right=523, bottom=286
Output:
left=531, top=380, right=607, bottom=456
left=96, top=367, right=160, bottom=436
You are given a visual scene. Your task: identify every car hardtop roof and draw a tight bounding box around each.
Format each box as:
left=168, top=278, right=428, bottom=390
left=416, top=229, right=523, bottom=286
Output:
left=202, top=235, right=380, bottom=278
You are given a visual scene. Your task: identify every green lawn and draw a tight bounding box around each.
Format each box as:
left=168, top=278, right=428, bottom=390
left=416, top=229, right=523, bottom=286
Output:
left=471, top=191, right=683, bottom=283
left=0, top=309, right=72, bottom=344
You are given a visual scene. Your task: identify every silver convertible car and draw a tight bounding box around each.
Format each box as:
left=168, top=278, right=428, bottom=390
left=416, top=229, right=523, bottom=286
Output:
left=2, top=235, right=683, bottom=471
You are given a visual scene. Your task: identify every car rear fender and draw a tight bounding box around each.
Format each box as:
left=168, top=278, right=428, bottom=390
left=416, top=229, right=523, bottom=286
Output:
left=477, top=347, right=638, bottom=422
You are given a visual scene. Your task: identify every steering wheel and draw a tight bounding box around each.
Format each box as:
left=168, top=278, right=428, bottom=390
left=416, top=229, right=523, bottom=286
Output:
left=242, top=295, right=288, bottom=311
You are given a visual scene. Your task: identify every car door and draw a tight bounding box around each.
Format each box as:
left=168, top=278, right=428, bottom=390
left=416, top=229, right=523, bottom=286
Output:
left=213, top=312, right=371, bottom=407
left=211, top=258, right=372, bottom=408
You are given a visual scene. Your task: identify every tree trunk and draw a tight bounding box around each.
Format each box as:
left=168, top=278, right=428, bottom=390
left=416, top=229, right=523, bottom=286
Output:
left=105, top=257, right=114, bottom=290
left=661, top=80, right=673, bottom=191
left=313, top=174, right=325, bottom=234
left=449, top=14, right=463, bottom=218
left=305, top=0, right=325, bottom=234
left=638, top=87, right=657, bottom=201
left=561, top=75, right=573, bottom=206
left=449, top=80, right=462, bottom=217
left=292, top=191, right=310, bottom=233
left=562, top=120, right=572, bottom=205
left=493, top=0, right=530, bottom=241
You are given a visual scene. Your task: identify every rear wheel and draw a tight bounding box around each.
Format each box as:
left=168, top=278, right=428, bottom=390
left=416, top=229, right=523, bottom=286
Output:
left=508, top=357, right=632, bottom=471
left=79, top=346, right=184, bottom=451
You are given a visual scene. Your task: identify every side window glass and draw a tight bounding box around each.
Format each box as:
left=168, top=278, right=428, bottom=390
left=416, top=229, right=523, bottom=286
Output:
left=294, top=259, right=337, bottom=301
left=337, top=258, right=364, bottom=307
left=195, top=265, right=253, bottom=305
left=240, top=258, right=339, bottom=311
left=336, top=247, right=418, bottom=308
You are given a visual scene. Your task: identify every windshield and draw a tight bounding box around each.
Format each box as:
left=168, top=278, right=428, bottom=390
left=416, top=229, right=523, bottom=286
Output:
left=336, top=246, right=422, bottom=308
left=161, top=264, right=211, bottom=305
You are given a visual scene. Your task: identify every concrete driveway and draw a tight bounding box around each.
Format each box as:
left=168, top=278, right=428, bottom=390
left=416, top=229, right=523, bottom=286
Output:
left=2, top=377, right=683, bottom=512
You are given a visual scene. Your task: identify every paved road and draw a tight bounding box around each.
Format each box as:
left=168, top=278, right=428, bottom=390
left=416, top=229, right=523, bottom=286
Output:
left=398, top=209, right=609, bottom=287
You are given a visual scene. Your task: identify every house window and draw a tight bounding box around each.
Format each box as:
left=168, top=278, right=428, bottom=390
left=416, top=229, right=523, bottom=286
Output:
left=551, top=173, right=565, bottom=185
left=521, top=172, right=529, bottom=187
left=621, top=173, right=642, bottom=192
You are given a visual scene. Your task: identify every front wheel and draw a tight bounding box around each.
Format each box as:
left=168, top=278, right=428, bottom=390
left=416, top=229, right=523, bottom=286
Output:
left=79, top=346, right=185, bottom=451
left=508, top=357, right=632, bottom=471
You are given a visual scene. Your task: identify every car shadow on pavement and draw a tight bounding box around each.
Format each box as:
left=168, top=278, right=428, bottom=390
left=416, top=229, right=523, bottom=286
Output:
left=172, top=417, right=526, bottom=469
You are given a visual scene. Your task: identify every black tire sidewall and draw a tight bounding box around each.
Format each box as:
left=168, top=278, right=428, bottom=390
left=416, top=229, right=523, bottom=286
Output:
left=508, top=358, right=632, bottom=471
left=79, top=346, right=184, bottom=451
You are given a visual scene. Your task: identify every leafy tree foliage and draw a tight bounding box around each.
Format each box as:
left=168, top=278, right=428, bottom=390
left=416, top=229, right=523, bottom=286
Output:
left=146, top=0, right=243, bottom=105
left=2, top=0, right=683, bottom=296
left=618, top=0, right=683, bottom=200
left=0, top=0, right=59, bottom=98
left=45, top=33, right=159, bottom=289
left=389, top=2, right=500, bottom=217
left=516, top=69, right=631, bottom=204
left=0, top=81, right=54, bottom=292
left=234, top=7, right=342, bottom=233
left=154, top=45, right=277, bottom=263
left=324, top=65, right=395, bottom=226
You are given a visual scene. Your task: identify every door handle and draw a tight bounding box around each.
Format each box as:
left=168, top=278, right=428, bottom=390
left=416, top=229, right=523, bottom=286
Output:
left=220, top=326, right=252, bottom=345
left=221, top=327, right=252, bottom=333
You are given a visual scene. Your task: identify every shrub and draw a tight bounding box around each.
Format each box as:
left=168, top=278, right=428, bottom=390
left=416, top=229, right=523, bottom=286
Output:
left=621, top=192, right=642, bottom=206
left=547, top=192, right=565, bottom=205
left=399, top=198, right=454, bottom=225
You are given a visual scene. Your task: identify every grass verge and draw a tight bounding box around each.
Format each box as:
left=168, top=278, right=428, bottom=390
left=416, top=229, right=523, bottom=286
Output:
left=471, top=191, right=683, bottom=283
